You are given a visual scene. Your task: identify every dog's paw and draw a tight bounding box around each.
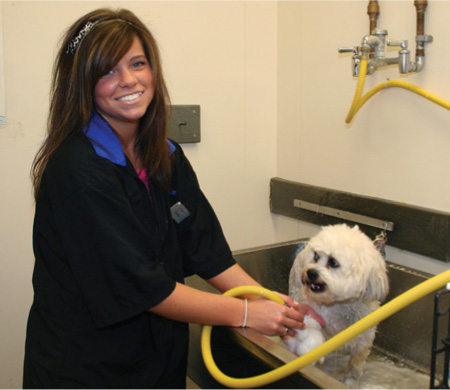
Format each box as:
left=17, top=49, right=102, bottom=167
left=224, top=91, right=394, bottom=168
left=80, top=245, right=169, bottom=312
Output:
left=283, top=334, right=325, bottom=366
left=283, top=320, right=325, bottom=365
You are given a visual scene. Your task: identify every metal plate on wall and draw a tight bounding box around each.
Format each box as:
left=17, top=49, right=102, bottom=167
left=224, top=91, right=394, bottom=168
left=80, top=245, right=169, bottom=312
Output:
left=168, top=105, right=201, bottom=143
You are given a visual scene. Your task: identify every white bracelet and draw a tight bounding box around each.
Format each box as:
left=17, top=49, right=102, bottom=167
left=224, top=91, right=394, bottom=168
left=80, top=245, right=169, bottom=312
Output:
left=242, top=298, right=248, bottom=328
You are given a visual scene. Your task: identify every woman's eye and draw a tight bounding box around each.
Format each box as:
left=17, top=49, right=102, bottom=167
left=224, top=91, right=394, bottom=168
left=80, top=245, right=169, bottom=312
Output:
left=132, top=60, right=147, bottom=68
left=327, top=256, right=340, bottom=269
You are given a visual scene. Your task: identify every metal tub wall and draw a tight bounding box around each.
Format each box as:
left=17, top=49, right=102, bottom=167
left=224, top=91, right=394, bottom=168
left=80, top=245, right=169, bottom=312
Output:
left=186, top=240, right=446, bottom=389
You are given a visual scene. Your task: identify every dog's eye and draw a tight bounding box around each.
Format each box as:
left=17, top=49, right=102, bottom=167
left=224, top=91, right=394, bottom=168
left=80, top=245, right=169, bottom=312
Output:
left=327, top=257, right=340, bottom=269
left=313, top=252, right=320, bottom=262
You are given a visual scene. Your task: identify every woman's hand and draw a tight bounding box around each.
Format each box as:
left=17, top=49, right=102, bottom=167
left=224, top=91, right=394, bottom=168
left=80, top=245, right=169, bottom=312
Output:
left=245, top=298, right=305, bottom=337
left=273, top=291, right=299, bottom=310
left=205, top=265, right=325, bottom=336
left=244, top=292, right=325, bottom=338
left=273, top=291, right=324, bottom=327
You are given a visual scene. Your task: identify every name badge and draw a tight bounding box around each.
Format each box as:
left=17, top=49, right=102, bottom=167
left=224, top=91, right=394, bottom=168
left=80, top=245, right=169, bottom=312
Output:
left=170, top=202, right=191, bottom=224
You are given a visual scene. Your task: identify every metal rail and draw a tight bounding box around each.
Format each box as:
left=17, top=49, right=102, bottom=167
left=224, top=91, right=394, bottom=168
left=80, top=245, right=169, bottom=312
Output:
left=293, top=199, right=394, bottom=231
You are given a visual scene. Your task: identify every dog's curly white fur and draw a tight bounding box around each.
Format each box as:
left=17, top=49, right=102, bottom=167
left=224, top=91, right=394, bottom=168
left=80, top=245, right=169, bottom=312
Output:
left=284, top=315, right=325, bottom=365
left=286, top=224, right=389, bottom=385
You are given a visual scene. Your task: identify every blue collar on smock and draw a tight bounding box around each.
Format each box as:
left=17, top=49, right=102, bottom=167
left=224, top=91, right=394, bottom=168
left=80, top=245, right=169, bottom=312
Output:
left=84, top=111, right=175, bottom=166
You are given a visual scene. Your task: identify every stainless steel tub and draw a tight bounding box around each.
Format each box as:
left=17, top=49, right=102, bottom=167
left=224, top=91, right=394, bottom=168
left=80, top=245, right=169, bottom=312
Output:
left=186, top=240, right=447, bottom=388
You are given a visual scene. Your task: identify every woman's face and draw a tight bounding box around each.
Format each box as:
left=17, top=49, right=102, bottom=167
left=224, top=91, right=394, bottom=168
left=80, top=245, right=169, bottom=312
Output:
left=94, top=36, right=154, bottom=133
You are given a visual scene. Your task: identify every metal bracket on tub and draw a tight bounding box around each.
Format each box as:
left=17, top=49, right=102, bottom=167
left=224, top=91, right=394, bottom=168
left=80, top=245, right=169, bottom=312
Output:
left=293, top=199, right=395, bottom=231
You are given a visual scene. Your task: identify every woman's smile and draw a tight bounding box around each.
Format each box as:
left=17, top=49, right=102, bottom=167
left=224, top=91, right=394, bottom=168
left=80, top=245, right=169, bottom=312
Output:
left=117, top=92, right=143, bottom=102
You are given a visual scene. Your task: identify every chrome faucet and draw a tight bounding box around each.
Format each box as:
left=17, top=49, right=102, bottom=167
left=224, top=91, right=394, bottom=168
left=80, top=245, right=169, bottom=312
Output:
left=339, top=28, right=433, bottom=76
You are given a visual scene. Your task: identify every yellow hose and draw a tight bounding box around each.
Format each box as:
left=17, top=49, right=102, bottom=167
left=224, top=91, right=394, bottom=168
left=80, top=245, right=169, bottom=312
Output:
left=345, top=57, right=450, bottom=124
left=345, top=53, right=369, bottom=123
left=201, top=268, right=450, bottom=388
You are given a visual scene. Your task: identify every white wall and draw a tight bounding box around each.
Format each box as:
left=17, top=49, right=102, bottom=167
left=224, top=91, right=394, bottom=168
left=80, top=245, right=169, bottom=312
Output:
left=1, top=1, right=449, bottom=388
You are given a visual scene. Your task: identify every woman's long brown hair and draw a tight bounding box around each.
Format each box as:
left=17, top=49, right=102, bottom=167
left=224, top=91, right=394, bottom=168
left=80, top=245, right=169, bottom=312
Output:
left=31, top=8, right=172, bottom=199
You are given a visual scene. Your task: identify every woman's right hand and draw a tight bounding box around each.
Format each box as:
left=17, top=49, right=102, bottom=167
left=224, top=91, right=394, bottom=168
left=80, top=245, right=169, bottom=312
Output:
left=245, top=298, right=305, bottom=337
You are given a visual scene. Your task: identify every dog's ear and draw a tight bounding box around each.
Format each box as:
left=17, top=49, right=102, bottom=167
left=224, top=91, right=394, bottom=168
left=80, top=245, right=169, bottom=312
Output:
left=289, top=246, right=309, bottom=301
left=363, top=251, right=389, bottom=302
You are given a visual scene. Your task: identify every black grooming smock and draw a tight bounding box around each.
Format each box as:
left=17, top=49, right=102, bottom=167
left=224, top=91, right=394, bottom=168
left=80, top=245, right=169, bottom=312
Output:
left=23, top=112, right=236, bottom=389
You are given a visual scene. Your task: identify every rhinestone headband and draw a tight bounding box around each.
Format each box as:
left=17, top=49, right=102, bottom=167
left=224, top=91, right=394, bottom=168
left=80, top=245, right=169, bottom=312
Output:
left=66, top=21, right=99, bottom=55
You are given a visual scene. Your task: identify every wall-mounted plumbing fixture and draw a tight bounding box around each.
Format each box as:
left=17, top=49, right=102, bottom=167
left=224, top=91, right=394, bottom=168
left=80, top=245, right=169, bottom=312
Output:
left=339, top=1, right=433, bottom=76
left=339, top=1, right=450, bottom=123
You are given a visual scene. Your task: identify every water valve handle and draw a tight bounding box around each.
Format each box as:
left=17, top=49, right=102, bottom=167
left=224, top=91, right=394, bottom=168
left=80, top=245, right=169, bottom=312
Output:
left=387, top=39, right=408, bottom=49
left=338, top=47, right=358, bottom=54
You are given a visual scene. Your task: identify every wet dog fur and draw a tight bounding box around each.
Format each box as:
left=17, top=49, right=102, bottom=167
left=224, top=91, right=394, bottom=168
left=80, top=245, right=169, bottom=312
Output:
left=285, top=224, right=389, bottom=385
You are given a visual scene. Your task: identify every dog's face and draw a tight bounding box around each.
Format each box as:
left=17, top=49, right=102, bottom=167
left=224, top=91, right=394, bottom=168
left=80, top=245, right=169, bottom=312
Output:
left=289, top=224, right=389, bottom=306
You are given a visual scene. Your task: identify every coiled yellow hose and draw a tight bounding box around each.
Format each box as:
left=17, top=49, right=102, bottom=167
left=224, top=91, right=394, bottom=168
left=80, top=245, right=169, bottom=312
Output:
left=201, top=269, right=450, bottom=388
left=345, top=56, right=450, bottom=123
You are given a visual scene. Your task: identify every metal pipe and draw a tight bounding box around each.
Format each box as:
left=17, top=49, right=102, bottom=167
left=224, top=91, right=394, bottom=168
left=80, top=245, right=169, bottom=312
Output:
left=367, top=0, right=380, bottom=59
left=367, top=0, right=380, bottom=33
left=414, top=0, right=428, bottom=57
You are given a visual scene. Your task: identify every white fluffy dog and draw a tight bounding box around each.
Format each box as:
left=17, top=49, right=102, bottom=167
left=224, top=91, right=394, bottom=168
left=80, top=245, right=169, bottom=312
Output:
left=285, top=224, right=389, bottom=385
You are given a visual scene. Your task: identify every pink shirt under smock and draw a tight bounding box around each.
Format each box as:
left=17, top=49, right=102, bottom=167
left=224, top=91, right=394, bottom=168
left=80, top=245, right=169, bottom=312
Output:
left=136, top=168, right=149, bottom=191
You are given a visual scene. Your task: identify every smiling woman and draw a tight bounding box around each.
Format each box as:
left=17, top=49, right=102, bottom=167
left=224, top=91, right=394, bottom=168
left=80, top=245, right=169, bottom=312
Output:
left=23, top=7, right=312, bottom=389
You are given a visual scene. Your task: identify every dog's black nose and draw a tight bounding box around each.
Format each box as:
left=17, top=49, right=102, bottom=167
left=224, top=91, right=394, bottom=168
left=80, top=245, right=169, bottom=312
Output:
left=307, top=269, right=319, bottom=282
